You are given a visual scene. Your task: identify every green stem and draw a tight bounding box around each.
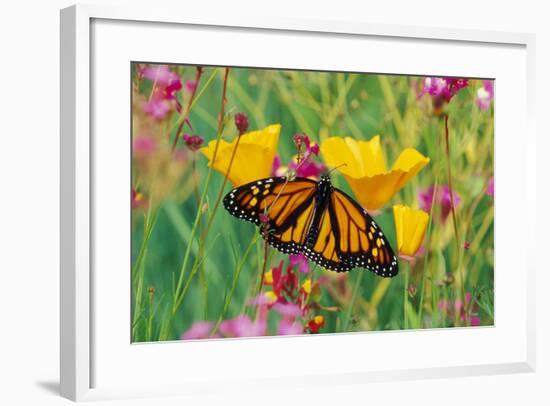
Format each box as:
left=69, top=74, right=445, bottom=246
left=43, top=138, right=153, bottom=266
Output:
left=378, top=75, right=406, bottom=138
left=131, top=205, right=160, bottom=340
left=201, top=132, right=241, bottom=241
left=189, top=157, right=209, bottom=320
left=212, top=233, right=262, bottom=335
left=131, top=206, right=160, bottom=282
left=418, top=149, right=441, bottom=323
left=443, top=114, right=467, bottom=325
left=444, top=115, right=460, bottom=252
left=146, top=287, right=154, bottom=341
left=175, top=236, right=218, bottom=314
left=171, top=68, right=230, bottom=315
left=168, top=68, right=218, bottom=133
left=342, top=271, right=363, bottom=332
left=172, top=67, right=203, bottom=150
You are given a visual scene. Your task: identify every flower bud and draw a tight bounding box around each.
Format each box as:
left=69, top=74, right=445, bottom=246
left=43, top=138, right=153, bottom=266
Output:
left=183, top=134, right=204, bottom=151
left=234, top=112, right=249, bottom=135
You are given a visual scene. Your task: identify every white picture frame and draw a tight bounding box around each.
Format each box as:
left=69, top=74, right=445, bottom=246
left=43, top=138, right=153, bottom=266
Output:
left=60, top=4, right=536, bottom=402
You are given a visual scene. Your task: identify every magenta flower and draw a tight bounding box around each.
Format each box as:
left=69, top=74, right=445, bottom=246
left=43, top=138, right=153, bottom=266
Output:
left=234, top=112, right=249, bottom=135
left=273, top=302, right=302, bottom=318
left=272, top=133, right=325, bottom=180
left=293, top=133, right=309, bottom=148
left=290, top=158, right=326, bottom=179
left=469, top=315, right=481, bottom=326
left=133, top=135, right=157, bottom=157
left=219, top=315, right=267, bottom=338
left=182, top=134, right=204, bottom=152
left=486, top=176, right=494, bottom=198
left=271, top=154, right=326, bottom=180
left=453, top=292, right=472, bottom=312
left=273, top=302, right=303, bottom=335
left=185, top=79, right=197, bottom=94
left=271, top=155, right=285, bottom=177
left=421, top=77, right=448, bottom=97
left=140, top=65, right=183, bottom=120
left=420, top=77, right=469, bottom=113
left=180, top=321, right=214, bottom=340
left=143, top=98, right=171, bottom=120
left=140, top=65, right=180, bottom=85
left=475, top=80, right=494, bottom=111
left=438, top=292, right=481, bottom=326
left=454, top=292, right=481, bottom=326
left=418, top=184, right=460, bottom=221
left=289, top=254, right=310, bottom=274
left=293, top=133, right=320, bottom=157
left=164, top=79, right=182, bottom=100
left=278, top=318, right=303, bottom=335
left=308, top=143, right=320, bottom=156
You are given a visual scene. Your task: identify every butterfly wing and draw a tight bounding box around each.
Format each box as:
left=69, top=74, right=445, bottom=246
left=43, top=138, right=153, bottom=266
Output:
left=223, top=176, right=317, bottom=254
left=329, top=188, right=398, bottom=277
left=223, top=176, right=398, bottom=276
left=302, top=206, right=352, bottom=273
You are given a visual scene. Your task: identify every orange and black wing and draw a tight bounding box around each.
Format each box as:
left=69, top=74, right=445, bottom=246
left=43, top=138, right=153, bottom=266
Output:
left=302, top=206, right=353, bottom=273
left=223, top=176, right=317, bottom=254
left=329, top=189, right=398, bottom=277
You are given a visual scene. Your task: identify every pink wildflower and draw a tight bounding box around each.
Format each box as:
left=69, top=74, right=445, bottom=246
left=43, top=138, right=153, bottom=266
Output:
left=289, top=254, right=310, bottom=274
left=273, top=302, right=302, bottom=318
left=219, top=315, right=266, bottom=338
left=133, top=135, right=157, bottom=157
left=182, top=134, right=204, bottom=152
left=181, top=321, right=214, bottom=340
left=271, top=155, right=286, bottom=177
left=234, top=112, right=249, bottom=135
left=140, top=65, right=183, bottom=120
left=271, top=153, right=326, bottom=180
left=139, top=65, right=180, bottom=85
left=164, top=80, right=182, bottom=100
left=278, top=319, right=303, bottom=335
left=420, top=77, right=469, bottom=102
left=185, top=79, right=197, bottom=93
left=418, top=184, right=461, bottom=221
left=420, top=77, right=469, bottom=114
left=290, top=158, right=326, bottom=179
left=438, top=292, right=481, bottom=326
left=143, top=99, right=171, bottom=120
left=475, top=80, right=494, bottom=111
left=486, top=176, right=494, bottom=198
left=293, top=133, right=309, bottom=148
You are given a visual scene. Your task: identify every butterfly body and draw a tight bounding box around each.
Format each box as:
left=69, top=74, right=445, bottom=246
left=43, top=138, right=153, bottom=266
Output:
left=223, top=174, right=398, bottom=277
left=305, top=176, right=331, bottom=249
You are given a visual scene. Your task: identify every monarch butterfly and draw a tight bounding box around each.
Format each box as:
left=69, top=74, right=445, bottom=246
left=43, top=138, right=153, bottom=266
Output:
left=223, top=174, right=398, bottom=277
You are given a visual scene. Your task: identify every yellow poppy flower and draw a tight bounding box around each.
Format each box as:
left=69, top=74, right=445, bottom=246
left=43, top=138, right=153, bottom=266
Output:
left=320, top=136, right=429, bottom=210
left=393, top=205, right=429, bottom=259
left=200, top=124, right=281, bottom=187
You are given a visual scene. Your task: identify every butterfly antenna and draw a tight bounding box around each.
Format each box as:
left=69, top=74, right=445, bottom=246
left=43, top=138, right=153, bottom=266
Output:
left=327, top=163, right=347, bottom=174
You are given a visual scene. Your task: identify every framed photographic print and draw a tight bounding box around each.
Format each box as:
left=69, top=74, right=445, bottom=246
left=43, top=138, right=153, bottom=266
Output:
left=60, top=4, right=536, bottom=402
